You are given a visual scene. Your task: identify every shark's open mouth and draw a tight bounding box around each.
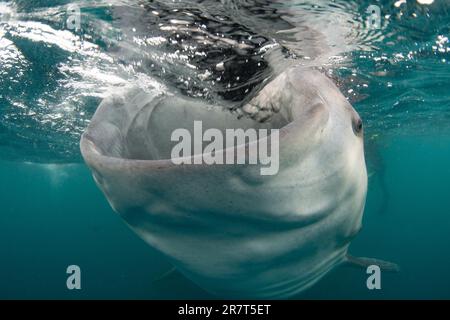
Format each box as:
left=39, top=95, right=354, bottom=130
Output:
left=82, top=86, right=288, bottom=162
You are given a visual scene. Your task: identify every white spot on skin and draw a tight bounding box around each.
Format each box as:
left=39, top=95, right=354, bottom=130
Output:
left=417, top=0, right=434, bottom=5
left=216, top=62, right=225, bottom=71
left=394, top=0, right=407, bottom=7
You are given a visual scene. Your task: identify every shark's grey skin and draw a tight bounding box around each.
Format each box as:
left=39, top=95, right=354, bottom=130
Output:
left=80, top=66, right=397, bottom=298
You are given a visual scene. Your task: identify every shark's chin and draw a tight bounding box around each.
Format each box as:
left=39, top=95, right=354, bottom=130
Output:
left=80, top=66, right=368, bottom=298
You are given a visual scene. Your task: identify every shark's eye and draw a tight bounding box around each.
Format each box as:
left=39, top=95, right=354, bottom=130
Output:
left=353, top=117, right=363, bottom=136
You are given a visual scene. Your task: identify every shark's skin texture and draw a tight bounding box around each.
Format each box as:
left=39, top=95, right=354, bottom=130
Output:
left=80, top=66, right=368, bottom=298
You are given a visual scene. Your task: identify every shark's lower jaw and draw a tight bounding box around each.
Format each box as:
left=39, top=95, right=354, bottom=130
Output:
left=122, top=203, right=351, bottom=299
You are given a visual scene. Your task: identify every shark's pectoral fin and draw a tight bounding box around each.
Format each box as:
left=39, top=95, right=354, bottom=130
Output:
left=151, top=267, right=177, bottom=283
left=345, top=254, right=400, bottom=272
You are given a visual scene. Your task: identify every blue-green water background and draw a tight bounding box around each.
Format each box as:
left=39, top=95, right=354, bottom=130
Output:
left=1, top=0, right=450, bottom=299
left=2, top=134, right=450, bottom=299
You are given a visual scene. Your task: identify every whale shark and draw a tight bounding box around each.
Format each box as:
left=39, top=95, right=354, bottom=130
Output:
left=80, top=64, right=397, bottom=298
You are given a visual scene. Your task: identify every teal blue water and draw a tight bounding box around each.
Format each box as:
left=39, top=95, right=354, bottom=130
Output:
left=1, top=0, right=450, bottom=299
left=2, top=134, right=450, bottom=299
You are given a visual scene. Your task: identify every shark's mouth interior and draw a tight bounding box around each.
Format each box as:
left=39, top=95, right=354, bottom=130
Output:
left=87, top=88, right=291, bottom=162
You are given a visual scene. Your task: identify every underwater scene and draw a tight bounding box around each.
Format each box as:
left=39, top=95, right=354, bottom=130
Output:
left=1, top=0, right=450, bottom=300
